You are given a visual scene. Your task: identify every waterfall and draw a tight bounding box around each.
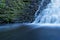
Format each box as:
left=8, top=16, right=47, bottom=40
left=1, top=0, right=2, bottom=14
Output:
left=33, top=0, right=60, bottom=24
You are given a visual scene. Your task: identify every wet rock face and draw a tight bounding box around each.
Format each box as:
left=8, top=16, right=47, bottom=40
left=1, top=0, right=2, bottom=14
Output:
left=19, top=0, right=41, bottom=23
left=22, top=0, right=51, bottom=23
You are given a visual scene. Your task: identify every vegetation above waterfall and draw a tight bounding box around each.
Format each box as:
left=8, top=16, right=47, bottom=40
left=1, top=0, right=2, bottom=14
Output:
left=0, top=0, right=40, bottom=24
left=0, top=0, right=26, bottom=24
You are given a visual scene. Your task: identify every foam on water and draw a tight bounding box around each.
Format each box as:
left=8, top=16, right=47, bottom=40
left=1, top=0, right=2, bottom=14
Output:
left=1, top=0, right=60, bottom=31
left=33, top=0, right=60, bottom=24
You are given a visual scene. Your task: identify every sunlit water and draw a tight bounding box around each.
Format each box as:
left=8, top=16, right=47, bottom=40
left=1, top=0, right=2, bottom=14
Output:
left=33, top=0, right=60, bottom=24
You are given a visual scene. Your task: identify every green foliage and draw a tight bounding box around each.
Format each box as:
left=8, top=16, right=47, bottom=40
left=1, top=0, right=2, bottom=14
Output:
left=0, top=0, right=25, bottom=23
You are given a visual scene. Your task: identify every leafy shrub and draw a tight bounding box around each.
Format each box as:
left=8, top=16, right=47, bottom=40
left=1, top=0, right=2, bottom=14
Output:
left=0, top=0, right=25, bottom=23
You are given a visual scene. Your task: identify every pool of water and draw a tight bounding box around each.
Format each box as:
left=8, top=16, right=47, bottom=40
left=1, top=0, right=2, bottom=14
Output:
left=0, top=23, right=60, bottom=40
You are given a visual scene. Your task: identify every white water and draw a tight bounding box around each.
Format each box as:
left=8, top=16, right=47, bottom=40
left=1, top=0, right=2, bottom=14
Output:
left=1, top=0, right=60, bottom=30
left=33, top=0, right=60, bottom=24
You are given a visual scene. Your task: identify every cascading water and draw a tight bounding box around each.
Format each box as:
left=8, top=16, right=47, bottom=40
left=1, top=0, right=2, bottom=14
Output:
left=1, top=0, right=60, bottom=31
left=33, top=0, right=60, bottom=24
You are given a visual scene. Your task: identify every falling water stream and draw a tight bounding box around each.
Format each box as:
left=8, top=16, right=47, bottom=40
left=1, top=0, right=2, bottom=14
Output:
left=33, top=0, right=60, bottom=24
left=0, top=0, right=60, bottom=30
left=0, top=0, right=60, bottom=40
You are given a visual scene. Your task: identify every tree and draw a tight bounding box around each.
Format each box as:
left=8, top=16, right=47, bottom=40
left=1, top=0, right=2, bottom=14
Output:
left=0, top=0, right=25, bottom=23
